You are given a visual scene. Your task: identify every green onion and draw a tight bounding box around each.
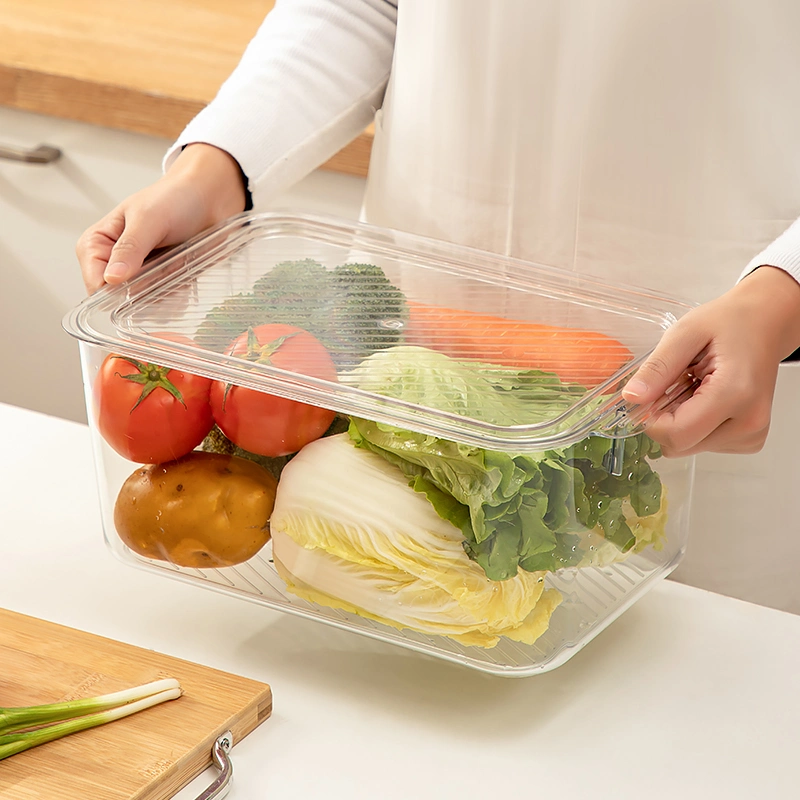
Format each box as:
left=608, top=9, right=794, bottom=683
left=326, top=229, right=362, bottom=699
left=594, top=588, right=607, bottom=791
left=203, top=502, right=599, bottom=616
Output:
left=0, top=678, right=181, bottom=760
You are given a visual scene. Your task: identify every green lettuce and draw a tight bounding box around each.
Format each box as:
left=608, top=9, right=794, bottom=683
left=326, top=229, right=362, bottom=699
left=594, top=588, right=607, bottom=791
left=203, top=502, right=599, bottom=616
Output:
left=346, top=347, right=665, bottom=581
left=344, top=345, right=586, bottom=426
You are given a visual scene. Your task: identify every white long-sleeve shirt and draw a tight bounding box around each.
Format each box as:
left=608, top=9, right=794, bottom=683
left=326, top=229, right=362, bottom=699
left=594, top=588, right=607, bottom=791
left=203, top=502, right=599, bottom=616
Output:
left=166, top=0, right=397, bottom=209
left=167, top=0, right=800, bottom=302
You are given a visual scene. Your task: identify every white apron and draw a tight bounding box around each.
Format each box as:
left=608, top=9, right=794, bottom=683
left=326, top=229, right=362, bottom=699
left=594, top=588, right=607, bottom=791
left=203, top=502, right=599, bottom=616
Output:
left=362, top=0, right=800, bottom=612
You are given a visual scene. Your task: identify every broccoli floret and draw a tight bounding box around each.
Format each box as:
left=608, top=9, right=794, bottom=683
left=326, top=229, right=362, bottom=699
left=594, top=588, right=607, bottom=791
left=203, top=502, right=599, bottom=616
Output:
left=201, top=425, right=291, bottom=480
left=194, top=260, right=333, bottom=352
left=321, top=413, right=352, bottom=437
left=200, top=415, right=351, bottom=481
left=251, top=258, right=335, bottom=332
left=328, top=262, right=409, bottom=367
left=193, top=258, right=408, bottom=367
left=251, top=258, right=336, bottom=345
left=194, top=292, right=265, bottom=352
left=201, top=425, right=237, bottom=455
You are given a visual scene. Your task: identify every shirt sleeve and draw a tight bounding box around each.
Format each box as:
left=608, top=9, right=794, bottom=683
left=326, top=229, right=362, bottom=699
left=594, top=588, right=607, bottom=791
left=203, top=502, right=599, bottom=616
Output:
left=739, top=217, right=800, bottom=286
left=163, top=0, right=398, bottom=208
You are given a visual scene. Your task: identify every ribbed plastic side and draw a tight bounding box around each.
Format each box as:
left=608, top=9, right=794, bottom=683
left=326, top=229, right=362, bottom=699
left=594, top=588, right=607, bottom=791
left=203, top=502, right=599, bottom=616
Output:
left=115, top=544, right=673, bottom=677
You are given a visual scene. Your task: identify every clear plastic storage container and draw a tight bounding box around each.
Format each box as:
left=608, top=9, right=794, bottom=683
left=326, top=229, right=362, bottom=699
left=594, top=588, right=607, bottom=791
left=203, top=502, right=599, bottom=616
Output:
left=64, top=212, right=696, bottom=676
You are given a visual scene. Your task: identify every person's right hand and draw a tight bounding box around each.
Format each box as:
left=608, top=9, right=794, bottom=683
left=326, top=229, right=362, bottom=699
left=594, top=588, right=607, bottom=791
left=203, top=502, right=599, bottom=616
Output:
left=77, top=143, right=247, bottom=294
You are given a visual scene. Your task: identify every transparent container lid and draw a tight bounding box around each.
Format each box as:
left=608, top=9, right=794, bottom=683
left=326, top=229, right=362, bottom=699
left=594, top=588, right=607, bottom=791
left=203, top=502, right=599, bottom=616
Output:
left=64, top=212, right=695, bottom=451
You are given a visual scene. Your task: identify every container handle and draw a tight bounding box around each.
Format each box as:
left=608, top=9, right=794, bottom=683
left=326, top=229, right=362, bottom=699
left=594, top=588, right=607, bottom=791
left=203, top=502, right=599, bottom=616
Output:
left=192, top=731, right=234, bottom=800
left=599, top=371, right=700, bottom=439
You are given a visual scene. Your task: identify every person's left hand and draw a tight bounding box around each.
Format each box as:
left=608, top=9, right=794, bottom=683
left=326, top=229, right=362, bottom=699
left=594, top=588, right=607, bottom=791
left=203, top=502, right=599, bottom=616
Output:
left=621, top=266, right=800, bottom=457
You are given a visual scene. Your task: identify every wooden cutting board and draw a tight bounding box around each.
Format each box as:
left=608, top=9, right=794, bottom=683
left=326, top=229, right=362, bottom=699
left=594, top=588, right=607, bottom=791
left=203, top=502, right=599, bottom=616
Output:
left=0, top=608, right=272, bottom=800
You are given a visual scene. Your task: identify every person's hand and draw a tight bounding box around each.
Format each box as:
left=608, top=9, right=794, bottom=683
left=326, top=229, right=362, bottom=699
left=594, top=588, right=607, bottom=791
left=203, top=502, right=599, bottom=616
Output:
left=621, top=266, right=800, bottom=457
left=77, top=143, right=247, bottom=294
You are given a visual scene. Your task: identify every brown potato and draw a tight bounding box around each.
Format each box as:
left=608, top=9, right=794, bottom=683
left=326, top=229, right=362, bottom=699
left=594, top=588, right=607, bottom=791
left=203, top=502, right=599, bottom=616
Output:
left=114, top=451, right=278, bottom=568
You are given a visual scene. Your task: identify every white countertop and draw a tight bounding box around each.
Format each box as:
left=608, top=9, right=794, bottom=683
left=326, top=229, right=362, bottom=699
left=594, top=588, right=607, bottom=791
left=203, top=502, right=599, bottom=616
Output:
left=2, top=400, right=799, bottom=800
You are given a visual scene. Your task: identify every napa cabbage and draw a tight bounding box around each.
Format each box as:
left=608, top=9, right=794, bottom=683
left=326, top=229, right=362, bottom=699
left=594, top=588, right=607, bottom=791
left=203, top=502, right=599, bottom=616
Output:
left=270, top=434, right=562, bottom=648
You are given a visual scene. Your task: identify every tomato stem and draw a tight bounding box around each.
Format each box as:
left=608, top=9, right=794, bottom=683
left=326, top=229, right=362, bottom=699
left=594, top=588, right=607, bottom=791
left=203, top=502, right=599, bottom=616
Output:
left=112, top=357, right=186, bottom=412
left=221, top=328, right=301, bottom=410
left=243, top=328, right=300, bottom=365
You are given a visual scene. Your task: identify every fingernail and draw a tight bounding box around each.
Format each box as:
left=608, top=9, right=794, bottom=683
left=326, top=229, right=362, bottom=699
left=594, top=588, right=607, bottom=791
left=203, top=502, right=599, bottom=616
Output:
left=623, top=379, right=648, bottom=399
left=104, top=262, right=127, bottom=281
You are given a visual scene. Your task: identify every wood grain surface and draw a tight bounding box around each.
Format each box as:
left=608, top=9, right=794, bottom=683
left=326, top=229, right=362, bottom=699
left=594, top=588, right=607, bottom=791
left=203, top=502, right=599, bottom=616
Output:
left=0, top=607, right=272, bottom=800
left=0, top=0, right=373, bottom=176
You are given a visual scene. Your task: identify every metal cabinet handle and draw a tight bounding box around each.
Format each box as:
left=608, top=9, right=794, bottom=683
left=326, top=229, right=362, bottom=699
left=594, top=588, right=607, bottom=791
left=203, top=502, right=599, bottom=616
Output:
left=0, top=143, right=62, bottom=163
left=192, top=731, right=235, bottom=800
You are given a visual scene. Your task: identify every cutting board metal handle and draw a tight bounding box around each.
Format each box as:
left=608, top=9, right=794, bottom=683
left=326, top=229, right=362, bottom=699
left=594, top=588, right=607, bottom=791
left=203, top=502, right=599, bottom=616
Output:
left=192, top=731, right=234, bottom=800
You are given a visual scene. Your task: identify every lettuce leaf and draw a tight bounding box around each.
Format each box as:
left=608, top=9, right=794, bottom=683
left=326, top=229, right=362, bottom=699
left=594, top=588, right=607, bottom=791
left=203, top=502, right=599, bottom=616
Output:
left=346, top=347, right=666, bottom=581
left=343, top=345, right=586, bottom=425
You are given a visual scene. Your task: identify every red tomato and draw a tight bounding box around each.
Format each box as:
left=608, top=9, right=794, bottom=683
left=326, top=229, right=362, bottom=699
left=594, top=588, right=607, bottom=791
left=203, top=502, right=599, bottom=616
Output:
left=210, top=324, right=337, bottom=457
left=94, top=347, right=214, bottom=464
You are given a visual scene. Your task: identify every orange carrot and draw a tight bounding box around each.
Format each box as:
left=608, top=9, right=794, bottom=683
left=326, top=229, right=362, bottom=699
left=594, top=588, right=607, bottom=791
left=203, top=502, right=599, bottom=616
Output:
left=403, top=301, right=632, bottom=388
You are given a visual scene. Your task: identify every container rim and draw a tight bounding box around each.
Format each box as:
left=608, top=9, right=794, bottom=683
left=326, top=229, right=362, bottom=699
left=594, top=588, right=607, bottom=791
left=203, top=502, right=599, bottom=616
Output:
left=63, top=211, right=698, bottom=451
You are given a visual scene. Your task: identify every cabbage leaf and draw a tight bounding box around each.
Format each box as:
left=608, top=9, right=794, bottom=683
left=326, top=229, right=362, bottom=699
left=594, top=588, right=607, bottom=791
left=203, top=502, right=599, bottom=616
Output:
left=270, top=435, right=562, bottom=648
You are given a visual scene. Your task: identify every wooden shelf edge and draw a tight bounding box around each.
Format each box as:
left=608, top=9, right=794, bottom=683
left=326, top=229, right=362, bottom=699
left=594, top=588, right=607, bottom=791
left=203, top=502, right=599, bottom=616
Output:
left=0, top=65, right=373, bottom=177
